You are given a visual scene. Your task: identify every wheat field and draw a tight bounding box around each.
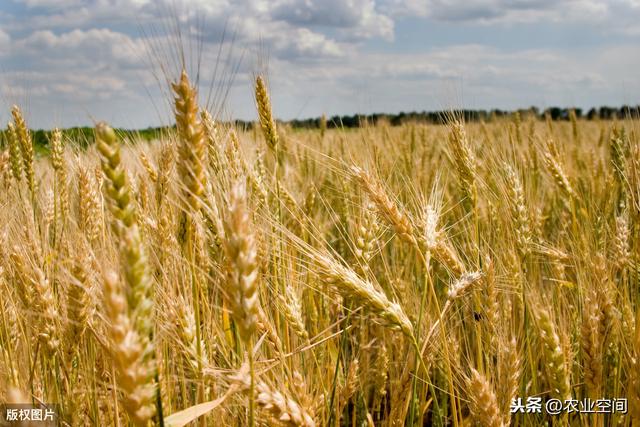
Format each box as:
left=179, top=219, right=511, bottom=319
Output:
left=0, top=70, right=639, bottom=426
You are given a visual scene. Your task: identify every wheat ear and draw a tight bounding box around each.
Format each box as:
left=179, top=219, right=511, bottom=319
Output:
left=423, top=204, right=465, bottom=276
left=314, top=250, right=413, bottom=337
left=535, top=306, right=572, bottom=401
left=222, top=181, right=261, bottom=341
left=255, top=75, right=279, bottom=154
left=447, top=271, right=483, bottom=300
left=11, top=106, right=36, bottom=199
left=542, top=139, right=575, bottom=199
left=103, top=270, right=156, bottom=425
left=354, top=202, right=380, bottom=275
left=448, top=121, right=477, bottom=208
left=171, top=294, right=208, bottom=378
left=256, top=381, right=316, bottom=427
left=350, top=165, right=416, bottom=246
left=77, top=166, right=101, bottom=243
left=581, top=292, right=603, bottom=398
left=504, top=164, right=531, bottom=256
left=499, top=337, right=521, bottom=425
left=280, top=282, right=309, bottom=342
left=50, top=128, right=69, bottom=220
left=96, top=123, right=158, bottom=425
left=173, top=69, right=206, bottom=212
left=65, top=251, right=94, bottom=361
left=467, top=369, right=503, bottom=427
left=6, top=123, right=23, bottom=182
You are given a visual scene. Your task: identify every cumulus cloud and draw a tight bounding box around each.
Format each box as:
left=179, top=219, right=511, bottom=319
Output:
left=229, top=16, right=345, bottom=59
left=270, top=0, right=394, bottom=40
left=18, top=28, right=146, bottom=67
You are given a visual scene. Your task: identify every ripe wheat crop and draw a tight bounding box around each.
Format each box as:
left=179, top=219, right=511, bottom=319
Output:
left=0, top=71, right=639, bottom=427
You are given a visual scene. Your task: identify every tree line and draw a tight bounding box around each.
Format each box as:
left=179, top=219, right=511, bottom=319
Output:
left=1, top=105, right=638, bottom=150
left=279, top=105, right=640, bottom=130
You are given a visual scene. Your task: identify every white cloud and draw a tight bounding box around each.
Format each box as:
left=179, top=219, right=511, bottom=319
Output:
left=230, top=16, right=345, bottom=59
left=17, top=28, right=146, bottom=68
left=270, top=0, right=394, bottom=40
left=0, top=28, right=10, bottom=51
left=21, top=0, right=84, bottom=7
left=383, top=0, right=611, bottom=23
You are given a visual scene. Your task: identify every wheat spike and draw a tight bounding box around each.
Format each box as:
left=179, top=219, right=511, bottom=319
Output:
left=448, top=121, right=477, bottom=208
left=171, top=294, right=208, bottom=378
left=96, top=122, right=157, bottom=424
left=256, top=381, right=316, bottom=427
left=173, top=69, right=206, bottom=212
left=95, top=123, right=136, bottom=229
left=65, top=251, right=94, bottom=361
left=498, top=337, right=521, bottom=425
left=422, top=204, right=465, bottom=276
left=222, top=181, right=261, bottom=342
left=50, top=128, right=70, bottom=221
left=613, top=213, right=630, bottom=270
left=350, top=165, right=416, bottom=245
left=280, top=282, right=309, bottom=342
left=11, top=106, right=35, bottom=198
left=6, top=123, right=23, bottom=182
left=467, top=369, right=503, bottom=427
left=504, top=164, right=531, bottom=256
left=77, top=166, right=102, bottom=242
left=103, top=270, right=156, bottom=425
left=535, top=306, right=572, bottom=401
left=447, top=271, right=483, bottom=300
left=139, top=152, right=158, bottom=183
left=354, top=202, right=380, bottom=275
left=581, top=292, right=603, bottom=398
left=542, top=138, right=575, bottom=199
left=313, top=250, right=413, bottom=337
left=255, top=75, right=279, bottom=153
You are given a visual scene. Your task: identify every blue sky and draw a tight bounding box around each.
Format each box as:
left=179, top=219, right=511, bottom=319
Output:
left=1, top=0, right=639, bottom=129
